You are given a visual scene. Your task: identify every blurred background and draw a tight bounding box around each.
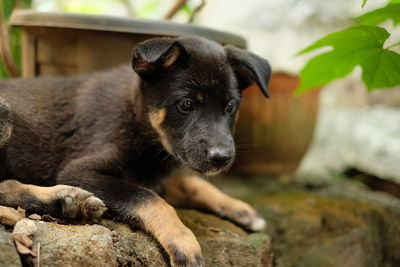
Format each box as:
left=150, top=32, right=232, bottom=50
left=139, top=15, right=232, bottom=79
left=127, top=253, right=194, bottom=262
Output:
left=1, top=0, right=400, bottom=266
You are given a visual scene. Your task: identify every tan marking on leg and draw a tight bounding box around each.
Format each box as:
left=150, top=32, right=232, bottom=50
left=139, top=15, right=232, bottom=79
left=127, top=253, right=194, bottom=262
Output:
left=135, top=195, right=202, bottom=266
left=163, top=175, right=228, bottom=209
left=0, top=179, right=66, bottom=203
left=0, top=180, right=106, bottom=219
left=163, top=175, right=266, bottom=231
left=148, top=108, right=173, bottom=153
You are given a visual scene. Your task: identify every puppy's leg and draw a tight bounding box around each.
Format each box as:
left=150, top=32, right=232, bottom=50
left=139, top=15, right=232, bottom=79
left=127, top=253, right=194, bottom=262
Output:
left=135, top=195, right=203, bottom=267
left=163, top=175, right=266, bottom=231
left=0, top=179, right=107, bottom=219
left=57, top=147, right=203, bottom=267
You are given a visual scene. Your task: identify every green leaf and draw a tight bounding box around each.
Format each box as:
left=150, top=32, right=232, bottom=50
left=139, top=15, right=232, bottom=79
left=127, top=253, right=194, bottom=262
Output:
left=360, top=49, right=400, bottom=90
left=355, top=4, right=400, bottom=26
left=296, top=25, right=400, bottom=94
left=296, top=51, right=356, bottom=94
left=298, top=26, right=389, bottom=55
left=390, top=0, right=400, bottom=4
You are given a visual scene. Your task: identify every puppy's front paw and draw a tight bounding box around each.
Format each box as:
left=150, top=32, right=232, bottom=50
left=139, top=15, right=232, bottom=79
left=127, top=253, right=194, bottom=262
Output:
left=217, top=198, right=266, bottom=232
left=162, top=227, right=203, bottom=267
left=137, top=196, right=203, bottom=266
left=55, top=185, right=107, bottom=219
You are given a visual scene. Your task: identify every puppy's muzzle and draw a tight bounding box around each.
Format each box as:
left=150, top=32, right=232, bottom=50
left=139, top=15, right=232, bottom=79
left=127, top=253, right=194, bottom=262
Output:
left=207, top=147, right=233, bottom=170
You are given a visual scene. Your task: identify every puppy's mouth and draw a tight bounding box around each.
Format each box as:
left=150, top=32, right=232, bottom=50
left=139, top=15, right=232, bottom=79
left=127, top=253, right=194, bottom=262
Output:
left=176, top=151, right=234, bottom=176
left=186, top=164, right=231, bottom=176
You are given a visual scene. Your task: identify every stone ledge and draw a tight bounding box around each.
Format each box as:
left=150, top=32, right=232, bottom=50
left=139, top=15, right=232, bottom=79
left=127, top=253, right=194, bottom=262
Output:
left=0, top=209, right=272, bottom=267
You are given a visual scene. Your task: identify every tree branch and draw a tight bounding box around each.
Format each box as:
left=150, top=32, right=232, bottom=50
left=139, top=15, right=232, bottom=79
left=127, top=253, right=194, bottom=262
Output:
left=188, top=0, right=206, bottom=23
left=0, top=15, right=18, bottom=77
left=120, top=0, right=135, bottom=17
left=164, top=0, right=187, bottom=20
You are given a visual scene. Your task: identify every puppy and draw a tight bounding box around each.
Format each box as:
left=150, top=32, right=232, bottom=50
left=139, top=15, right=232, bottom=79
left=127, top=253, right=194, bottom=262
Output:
left=0, top=36, right=271, bottom=267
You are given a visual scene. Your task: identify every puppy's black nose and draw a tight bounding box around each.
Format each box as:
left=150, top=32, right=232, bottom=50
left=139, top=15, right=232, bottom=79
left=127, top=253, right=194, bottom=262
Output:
left=207, top=148, right=232, bottom=169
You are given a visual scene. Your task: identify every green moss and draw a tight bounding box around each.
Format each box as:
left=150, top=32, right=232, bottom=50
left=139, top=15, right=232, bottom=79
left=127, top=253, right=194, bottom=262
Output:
left=177, top=209, right=247, bottom=238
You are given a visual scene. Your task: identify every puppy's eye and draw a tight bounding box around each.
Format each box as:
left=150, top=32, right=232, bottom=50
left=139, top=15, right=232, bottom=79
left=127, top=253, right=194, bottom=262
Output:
left=225, top=101, right=236, bottom=115
left=177, top=98, right=194, bottom=114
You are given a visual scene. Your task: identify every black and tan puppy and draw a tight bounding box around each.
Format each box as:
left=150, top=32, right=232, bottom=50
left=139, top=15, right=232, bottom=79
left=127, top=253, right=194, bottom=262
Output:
left=0, top=36, right=270, bottom=266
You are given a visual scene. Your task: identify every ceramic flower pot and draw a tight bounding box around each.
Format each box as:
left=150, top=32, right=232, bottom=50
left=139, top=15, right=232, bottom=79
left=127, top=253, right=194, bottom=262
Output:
left=233, top=72, right=320, bottom=175
left=10, top=11, right=246, bottom=77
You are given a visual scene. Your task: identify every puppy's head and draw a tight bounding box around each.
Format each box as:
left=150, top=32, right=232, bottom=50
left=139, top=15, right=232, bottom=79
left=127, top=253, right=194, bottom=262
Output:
left=132, top=37, right=271, bottom=175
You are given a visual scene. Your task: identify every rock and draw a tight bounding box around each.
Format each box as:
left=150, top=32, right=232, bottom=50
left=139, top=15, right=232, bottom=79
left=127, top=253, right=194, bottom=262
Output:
left=28, top=214, right=41, bottom=221
left=102, top=221, right=167, bottom=267
left=3, top=175, right=400, bottom=266
left=0, top=226, right=22, bottom=267
left=4, top=175, right=400, bottom=266
left=0, top=208, right=272, bottom=266
left=103, top=210, right=272, bottom=267
left=0, top=209, right=272, bottom=266
left=213, top=176, right=400, bottom=267
left=13, top=218, right=37, bottom=236
left=199, top=233, right=272, bottom=267
left=31, top=222, right=117, bottom=267
left=0, top=206, right=23, bottom=226
left=180, top=210, right=272, bottom=267
left=255, top=191, right=383, bottom=266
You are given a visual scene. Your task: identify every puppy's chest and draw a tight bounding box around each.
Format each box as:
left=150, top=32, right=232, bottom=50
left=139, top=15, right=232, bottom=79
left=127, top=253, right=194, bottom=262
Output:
left=122, top=147, right=179, bottom=188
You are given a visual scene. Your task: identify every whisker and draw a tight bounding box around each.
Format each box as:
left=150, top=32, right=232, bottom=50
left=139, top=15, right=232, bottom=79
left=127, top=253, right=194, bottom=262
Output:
left=161, top=152, right=173, bottom=163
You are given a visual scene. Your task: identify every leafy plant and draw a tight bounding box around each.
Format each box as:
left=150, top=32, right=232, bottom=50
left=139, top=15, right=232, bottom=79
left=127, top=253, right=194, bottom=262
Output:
left=296, top=0, right=400, bottom=94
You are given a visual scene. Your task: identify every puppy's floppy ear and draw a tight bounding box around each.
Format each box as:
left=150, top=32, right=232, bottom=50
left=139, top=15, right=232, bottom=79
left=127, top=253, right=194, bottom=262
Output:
left=132, top=38, right=186, bottom=79
left=225, top=45, right=271, bottom=98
